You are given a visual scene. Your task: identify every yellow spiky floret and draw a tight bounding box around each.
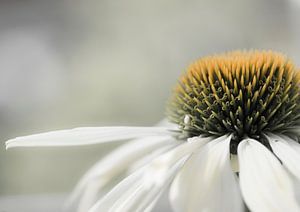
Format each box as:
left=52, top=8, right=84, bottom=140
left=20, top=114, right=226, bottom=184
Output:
left=167, top=50, right=300, bottom=151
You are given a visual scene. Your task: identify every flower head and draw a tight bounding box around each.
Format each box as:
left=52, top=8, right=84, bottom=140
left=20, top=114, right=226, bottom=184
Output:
left=6, top=50, right=300, bottom=212
left=168, top=50, right=300, bottom=152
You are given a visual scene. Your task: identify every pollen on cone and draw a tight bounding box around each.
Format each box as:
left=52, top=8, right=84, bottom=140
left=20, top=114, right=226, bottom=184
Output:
left=167, top=50, right=300, bottom=152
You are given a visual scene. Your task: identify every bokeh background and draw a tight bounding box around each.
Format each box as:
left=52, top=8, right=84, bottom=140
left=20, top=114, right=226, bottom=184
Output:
left=1, top=0, right=300, bottom=211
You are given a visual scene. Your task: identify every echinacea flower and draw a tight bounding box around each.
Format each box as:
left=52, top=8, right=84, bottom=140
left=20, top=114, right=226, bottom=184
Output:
left=6, top=50, right=300, bottom=212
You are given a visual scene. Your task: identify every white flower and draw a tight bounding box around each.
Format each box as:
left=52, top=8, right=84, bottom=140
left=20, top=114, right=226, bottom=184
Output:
left=6, top=50, right=300, bottom=212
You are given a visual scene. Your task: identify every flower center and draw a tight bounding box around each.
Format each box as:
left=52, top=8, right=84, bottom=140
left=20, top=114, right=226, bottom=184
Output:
left=167, top=50, right=300, bottom=153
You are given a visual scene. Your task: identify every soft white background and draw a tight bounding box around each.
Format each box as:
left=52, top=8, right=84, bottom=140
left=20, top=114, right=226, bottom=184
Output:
left=0, top=0, right=300, bottom=211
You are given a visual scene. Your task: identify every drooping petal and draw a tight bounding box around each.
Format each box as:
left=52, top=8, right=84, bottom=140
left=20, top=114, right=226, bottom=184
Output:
left=273, top=134, right=300, bottom=203
left=76, top=179, right=104, bottom=212
left=66, top=136, right=175, bottom=210
left=277, top=134, right=300, bottom=153
left=238, top=138, right=300, bottom=212
left=267, top=133, right=300, bottom=180
left=88, top=166, right=145, bottom=212
left=5, top=126, right=175, bottom=148
left=169, top=134, right=243, bottom=212
left=78, top=144, right=178, bottom=212
left=108, top=160, right=183, bottom=212
left=127, top=143, right=178, bottom=174
left=88, top=136, right=212, bottom=212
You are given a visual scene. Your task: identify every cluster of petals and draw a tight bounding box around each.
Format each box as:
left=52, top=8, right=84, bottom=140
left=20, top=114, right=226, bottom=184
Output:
left=6, top=120, right=300, bottom=212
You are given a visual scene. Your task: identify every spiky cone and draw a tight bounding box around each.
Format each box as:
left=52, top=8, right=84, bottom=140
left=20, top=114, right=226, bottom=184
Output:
left=167, top=50, right=300, bottom=153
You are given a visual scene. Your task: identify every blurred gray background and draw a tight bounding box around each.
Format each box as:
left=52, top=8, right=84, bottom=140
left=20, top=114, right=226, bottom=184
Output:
left=1, top=0, right=300, bottom=211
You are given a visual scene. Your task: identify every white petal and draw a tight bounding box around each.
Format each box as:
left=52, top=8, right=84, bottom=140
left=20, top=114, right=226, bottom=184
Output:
left=6, top=126, right=174, bottom=148
left=89, top=136, right=212, bottom=212
left=238, top=138, right=300, bottom=212
left=169, top=134, right=243, bottom=212
left=110, top=160, right=183, bottom=212
left=78, top=142, right=177, bottom=212
left=127, top=143, right=178, bottom=174
left=88, top=166, right=145, bottom=212
left=267, top=133, right=300, bottom=180
left=143, top=194, right=162, bottom=212
left=67, top=136, right=174, bottom=209
left=76, top=179, right=104, bottom=212
left=277, top=134, right=300, bottom=153
left=277, top=135, right=300, bottom=204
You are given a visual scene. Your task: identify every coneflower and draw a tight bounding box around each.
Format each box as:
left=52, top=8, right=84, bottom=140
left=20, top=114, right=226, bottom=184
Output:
left=6, top=50, right=300, bottom=212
